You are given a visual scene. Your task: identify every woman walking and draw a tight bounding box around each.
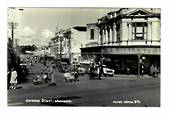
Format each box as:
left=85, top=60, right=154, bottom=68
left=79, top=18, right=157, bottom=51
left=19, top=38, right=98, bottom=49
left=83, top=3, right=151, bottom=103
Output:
left=10, top=68, right=18, bottom=90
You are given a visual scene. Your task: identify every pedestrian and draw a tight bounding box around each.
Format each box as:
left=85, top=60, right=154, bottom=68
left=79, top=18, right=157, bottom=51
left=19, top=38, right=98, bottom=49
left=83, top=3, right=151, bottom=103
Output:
left=7, top=70, right=11, bottom=90
left=30, top=60, right=33, bottom=66
left=73, top=64, right=79, bottom=81
left=98, top=61, right=103, bottom=80
left=49, top=64, right=56, bottom=86
left=10, top=68, right=18, bottom=90
left=64, top=70, right=71, bottom=82
left=89, top=63, right=95, bottom=80
left=43, top=65, right=50, bottom=83
left=150, top=64, right=158, bottom=78
left=140, top=63, right=145, bottom=77
left=47, top=65, right=51, bottom=79
left=126, top=67, right=130, bottom=74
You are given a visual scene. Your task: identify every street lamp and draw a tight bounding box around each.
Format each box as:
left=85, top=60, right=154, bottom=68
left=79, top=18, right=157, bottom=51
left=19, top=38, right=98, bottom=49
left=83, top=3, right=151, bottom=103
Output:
left=59, top=33, right=64, bottom=61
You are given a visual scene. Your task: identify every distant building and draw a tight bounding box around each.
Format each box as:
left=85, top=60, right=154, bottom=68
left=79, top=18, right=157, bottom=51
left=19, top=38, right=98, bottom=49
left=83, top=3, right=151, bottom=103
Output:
left=50, top=26, right=86, bottom=63
left=33, top=46, right=50, bottom=57
left=81, top=8, right=160, bottom=75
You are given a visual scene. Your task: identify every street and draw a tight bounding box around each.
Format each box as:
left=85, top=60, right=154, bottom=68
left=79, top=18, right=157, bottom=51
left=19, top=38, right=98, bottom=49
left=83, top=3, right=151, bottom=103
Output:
left=8, top=62, right=160, bottom=107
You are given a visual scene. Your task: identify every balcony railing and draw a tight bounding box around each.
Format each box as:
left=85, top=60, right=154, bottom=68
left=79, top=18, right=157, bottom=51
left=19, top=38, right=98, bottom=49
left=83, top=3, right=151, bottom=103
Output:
left=98, top=40, right=160, bottom=46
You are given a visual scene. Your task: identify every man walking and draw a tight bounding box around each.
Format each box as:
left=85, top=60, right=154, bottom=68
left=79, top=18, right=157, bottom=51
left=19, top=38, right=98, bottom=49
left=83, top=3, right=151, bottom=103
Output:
left=89, top=63, right=95, bottom=80
left=140, top=62, right=145, bottom=77
left=49, top=64, right=56, bottom=86
left=73, top=64, right=79, bottom=81
left=98, top=61, right=103, bottom=80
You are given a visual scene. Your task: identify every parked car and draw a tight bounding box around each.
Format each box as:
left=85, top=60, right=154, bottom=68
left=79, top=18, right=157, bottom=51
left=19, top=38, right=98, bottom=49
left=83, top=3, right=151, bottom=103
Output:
left=102, top=65, right=115, bottom=77
left=95, top=65, right=114, bottom=77
left=80, top=62, right=91, bottom=74
left=72, top=64, right=86, bottom=76
left=19, top=62, right=28, bottom=75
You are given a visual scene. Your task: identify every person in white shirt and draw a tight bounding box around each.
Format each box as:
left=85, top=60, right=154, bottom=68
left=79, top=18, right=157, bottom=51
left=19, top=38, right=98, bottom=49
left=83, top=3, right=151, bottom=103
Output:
left=10, top=68, right=18, bottom=90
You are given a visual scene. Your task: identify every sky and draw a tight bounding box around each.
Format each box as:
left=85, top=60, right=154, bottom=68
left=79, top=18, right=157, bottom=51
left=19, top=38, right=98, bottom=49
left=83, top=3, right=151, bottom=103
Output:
left=8, top=7, right=116, bottom=46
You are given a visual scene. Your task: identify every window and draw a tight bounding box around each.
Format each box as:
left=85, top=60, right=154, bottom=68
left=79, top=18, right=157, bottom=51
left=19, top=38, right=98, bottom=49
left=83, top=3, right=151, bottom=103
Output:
left=90, top=29, right=94, bottom=40
left=116, top=24, right=120, bottom=42
left=132, top=22, right=147, bottom=40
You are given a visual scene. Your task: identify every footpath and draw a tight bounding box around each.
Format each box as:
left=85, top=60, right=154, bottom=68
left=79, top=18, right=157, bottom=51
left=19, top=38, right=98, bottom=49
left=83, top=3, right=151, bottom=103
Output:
left=113, top=74, right=156, bottom=79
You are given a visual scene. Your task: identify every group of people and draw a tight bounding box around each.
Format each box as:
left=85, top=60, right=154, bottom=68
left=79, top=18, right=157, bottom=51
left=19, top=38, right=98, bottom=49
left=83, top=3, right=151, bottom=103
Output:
left=8, top=58, right=160, bottom=91
left=34, top=62, right=56, bottom=86
left=150, top=64, right=160, bottom=78
left=89, top=61, right=103, bottom=80
left=64, top=64, right=79, bottom=82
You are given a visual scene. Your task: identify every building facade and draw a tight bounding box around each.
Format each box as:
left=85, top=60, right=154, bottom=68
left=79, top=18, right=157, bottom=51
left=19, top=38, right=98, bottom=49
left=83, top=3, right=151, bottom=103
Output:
left=50, top=26, right=86, bottom=63
left=49, top=29, right=68, bottom=61
left=81, top=8, right=160, bottom=75
left=85, top=23, right=99, bottom=47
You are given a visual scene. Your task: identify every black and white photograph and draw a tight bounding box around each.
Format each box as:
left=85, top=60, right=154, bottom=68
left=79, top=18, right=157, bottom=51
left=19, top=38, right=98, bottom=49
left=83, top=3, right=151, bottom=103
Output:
left=7, top=7, right=161, bottom=107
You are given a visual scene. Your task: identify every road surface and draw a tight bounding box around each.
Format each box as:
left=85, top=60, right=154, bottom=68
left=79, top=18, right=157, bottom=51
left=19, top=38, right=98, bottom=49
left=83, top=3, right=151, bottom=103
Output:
left=8, top=62, right=160, bottom=107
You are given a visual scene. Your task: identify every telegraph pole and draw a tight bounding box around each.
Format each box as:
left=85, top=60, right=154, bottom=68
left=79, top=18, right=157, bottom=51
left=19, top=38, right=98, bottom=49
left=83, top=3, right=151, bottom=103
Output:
left=59, top=30, right=64, bottom=62
left=68, top=35, right=71, bottom=64
left=8, top=21, right=18, bottom=67
left=9, top=22, right=18, bottom=47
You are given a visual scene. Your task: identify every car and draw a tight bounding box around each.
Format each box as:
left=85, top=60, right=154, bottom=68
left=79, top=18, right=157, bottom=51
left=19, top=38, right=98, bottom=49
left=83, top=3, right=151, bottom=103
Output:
left=19, top=62, right=28, bottom=75
left=102, top=65, right=115, bottom=77
left=80, top=62, right=91, bottom=74
left=95, top=65, right=114, bottom=77
left=72, top=64, right=86, bottom=76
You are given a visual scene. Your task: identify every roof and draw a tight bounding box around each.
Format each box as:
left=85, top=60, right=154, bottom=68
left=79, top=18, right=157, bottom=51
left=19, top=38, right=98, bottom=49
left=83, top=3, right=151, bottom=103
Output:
left=73, top=26, right=87, bottom=31
left=51, top=36, right=58, bottom=41
left=126, top=8, right=155, bottom=16
left=87, top=23, right=97, bottom=25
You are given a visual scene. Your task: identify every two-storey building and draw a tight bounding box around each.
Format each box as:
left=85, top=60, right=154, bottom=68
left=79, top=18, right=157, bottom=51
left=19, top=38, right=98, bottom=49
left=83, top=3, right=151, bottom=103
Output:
left=81, top=8, right=160, bottom=75
left=50, top=26, right=86, bottom=64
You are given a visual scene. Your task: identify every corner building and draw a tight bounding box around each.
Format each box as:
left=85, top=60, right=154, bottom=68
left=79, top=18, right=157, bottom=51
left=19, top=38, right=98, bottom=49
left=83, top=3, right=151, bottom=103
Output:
left=81, top=8, right=160, bottom=74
